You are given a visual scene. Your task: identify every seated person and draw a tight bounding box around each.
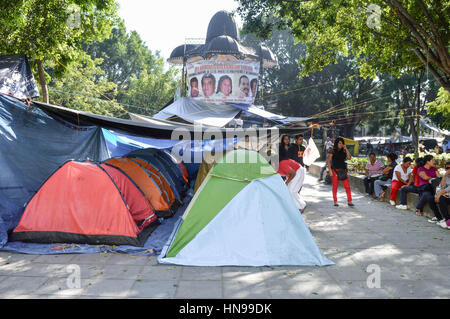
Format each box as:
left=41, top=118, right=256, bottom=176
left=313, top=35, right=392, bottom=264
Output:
left=390, top=157, right=412, bottom=205
left=396, top=157, right=422, bottom=210
left=435, top=161, right=450, bottom=229
left=364, top=152, right=384, bottom=195
left=416, top=155, right=442, bottom=218
left=374, top=153, right=398, bottom=200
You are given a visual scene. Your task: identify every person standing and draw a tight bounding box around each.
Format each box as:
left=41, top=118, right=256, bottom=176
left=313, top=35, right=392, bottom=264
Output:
left=318, top=137, right=332, bottom=181
left=324, top=137, right=332, bottom=155
left=289, top=134, right=309, bottom=170
left=327, top=137, right=353, bottom=207
left=390, top=157, right=413, bottom=205
left=277, top=158, right=306, bottom=213
left=374, top=153, right=398, bottom=201
left=279, top=135, right=292, bottom=161
left=435, top=161, right=450, bottom=229
left=419, top=140, right=426, bottom=153
left=364, top=152, right=384, bottom=195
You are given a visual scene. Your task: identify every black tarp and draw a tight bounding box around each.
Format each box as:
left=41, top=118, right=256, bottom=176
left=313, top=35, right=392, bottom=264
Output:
left=0, top=54, right=39, bottom=99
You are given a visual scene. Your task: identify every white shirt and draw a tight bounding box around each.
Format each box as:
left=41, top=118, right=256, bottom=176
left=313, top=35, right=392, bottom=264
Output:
left=392, top=164, right=412, bottom=182
left=324, top=140, right=332, bottom=151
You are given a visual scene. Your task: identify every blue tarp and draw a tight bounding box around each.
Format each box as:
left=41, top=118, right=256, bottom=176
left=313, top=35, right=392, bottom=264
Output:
left=0, top=94, right=110, bottom=247
left=1, top=192, right=191, bottom=255
left=103, top=128, right=239, bottom=180
left=0, top=94, right=238, bottom=252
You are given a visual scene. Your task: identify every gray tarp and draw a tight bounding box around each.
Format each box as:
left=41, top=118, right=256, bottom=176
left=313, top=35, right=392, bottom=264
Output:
left=153, top=97, right=240, bottom=127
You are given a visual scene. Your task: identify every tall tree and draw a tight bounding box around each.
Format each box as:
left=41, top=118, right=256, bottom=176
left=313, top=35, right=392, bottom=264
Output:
left=48, top=53, right=128, bottom=118
left=83, top=20, right=179, bottom=113
left=235, top=0, right=450, bottom=92
left=241, top=27, right=376, bottom=139
left=0, top=0, right=118, bottom=102
left=427, top=87, right=450, bottom=129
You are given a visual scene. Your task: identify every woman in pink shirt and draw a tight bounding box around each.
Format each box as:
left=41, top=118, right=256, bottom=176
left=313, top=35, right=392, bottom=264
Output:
left=416, top=155, right=442, bottom=217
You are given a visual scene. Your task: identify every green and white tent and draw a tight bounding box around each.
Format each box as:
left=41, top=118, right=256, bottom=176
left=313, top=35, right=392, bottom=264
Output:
left=158, top=149, right=334, bottom=266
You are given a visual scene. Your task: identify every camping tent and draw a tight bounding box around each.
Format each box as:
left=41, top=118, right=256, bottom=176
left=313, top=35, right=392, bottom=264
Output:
left=0, top=94, right=109, bottom=247
left=158, top=149, right=334, bottom=266
left=103, top=157, right=178, bottom=218
left=125, top=148, right=188, bottom=198
left=10, top=161, right=159, bottom=246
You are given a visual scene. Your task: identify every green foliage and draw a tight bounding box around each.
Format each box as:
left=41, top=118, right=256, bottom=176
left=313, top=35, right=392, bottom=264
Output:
left=404, top=152, right=450, bottom=169
left=240, top=24, right=376, bottom=138
left=0, top=0, right=118, bottom=77
left=83, top=20, right=179, bottom=114
left=48, top=53, right=128, bottom=118
left=347, top=157, right=370, bottom=174
left=426, top=87, right=450, bottom=129
left=236, top=0, right=450, bottom=91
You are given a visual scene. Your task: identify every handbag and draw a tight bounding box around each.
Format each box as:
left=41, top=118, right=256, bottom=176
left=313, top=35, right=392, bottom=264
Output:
left=378, top=175, right=389, bottom=181
left=336, top=169, right=348, bottom=181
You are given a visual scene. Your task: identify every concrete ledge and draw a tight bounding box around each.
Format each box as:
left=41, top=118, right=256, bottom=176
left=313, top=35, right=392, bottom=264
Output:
left=309, top=163, right=443, bottom=219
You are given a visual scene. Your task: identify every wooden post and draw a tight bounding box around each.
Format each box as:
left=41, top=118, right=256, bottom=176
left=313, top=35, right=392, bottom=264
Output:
left=36, top=59, right=48, bottom=103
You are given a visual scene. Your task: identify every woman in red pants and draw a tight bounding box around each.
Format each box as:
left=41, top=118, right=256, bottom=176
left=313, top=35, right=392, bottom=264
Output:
left=390, top=157, right=413, bottom=205
left=327, top=137, right=354, bottom=207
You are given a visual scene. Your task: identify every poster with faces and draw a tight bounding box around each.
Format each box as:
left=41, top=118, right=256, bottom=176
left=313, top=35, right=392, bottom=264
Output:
left=187, top=59, right=260, bottom=104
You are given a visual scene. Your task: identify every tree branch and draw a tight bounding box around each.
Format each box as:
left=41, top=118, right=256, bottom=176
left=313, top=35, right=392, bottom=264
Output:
left=384, top=0, right=443, bottom=73
left=387, top=0, right=441, bottom=57
left=416, top=0, right=450, bottom=70
left=413, top=48, right=450, bottom=92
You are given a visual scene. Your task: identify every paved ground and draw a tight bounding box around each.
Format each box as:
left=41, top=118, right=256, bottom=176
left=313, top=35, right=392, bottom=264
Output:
left=0, top=173, right=449, bottom=299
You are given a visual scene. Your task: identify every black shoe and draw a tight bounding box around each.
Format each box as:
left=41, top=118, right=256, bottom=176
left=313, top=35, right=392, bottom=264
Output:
left=334, top=203, right=339, bottom=207
left=348, top=202, right=355, bottom=207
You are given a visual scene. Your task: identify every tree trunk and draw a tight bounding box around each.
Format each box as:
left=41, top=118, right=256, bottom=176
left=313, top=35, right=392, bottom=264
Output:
left=36, top=59, right=48, bottom=103
left=410, top=117, right=417, bottom=156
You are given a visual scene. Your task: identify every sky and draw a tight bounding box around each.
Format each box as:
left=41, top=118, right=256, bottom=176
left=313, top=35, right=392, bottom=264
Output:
left=116, top=0, right=243, bottom=63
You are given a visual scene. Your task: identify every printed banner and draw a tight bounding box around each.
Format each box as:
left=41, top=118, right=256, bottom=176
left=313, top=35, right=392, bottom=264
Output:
left=187, top=60, right=260, bottom=104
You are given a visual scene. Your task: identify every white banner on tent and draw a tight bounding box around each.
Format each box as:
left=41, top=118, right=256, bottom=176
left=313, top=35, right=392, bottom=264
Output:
left=186, top=59, right=260, bottom=104
left=303, top=138, right=321, bottom=166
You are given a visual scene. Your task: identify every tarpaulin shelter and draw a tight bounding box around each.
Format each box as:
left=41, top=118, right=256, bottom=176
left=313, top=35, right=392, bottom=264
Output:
left=102, top=128, right=240, bottom=181
left=10, top=161, right=159, bottom=246
left=0, top=54, right=39, bottom=99
left=152, top=97, right=307, bottom=128
left=158, top=149, right=334, bottom=266
left=340, top=136, right=359, bottom=155
left=0, top=94, right=109, bottom=247
left=103, top=158, right=178, bottom=218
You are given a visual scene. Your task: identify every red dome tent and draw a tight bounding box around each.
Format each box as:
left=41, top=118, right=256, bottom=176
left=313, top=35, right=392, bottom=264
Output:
left=10, top=161, right=159, bottom=246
